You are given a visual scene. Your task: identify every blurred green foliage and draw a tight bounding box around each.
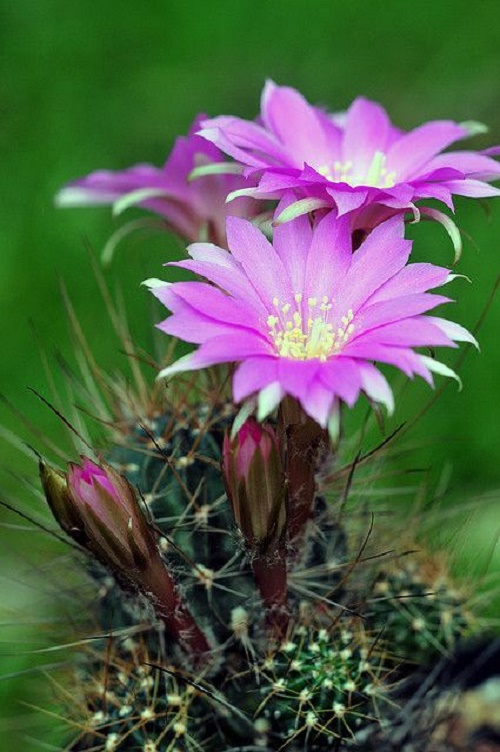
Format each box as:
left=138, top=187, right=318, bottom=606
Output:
left=1, top=1, right=500, bottom=747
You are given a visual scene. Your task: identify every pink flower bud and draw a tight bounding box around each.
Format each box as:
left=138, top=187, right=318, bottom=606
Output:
left=223, top=419, right=289, bottom=623
left=40, top=457, right=210, bottom=658
left=63, top=456, right=157, bottom=572
left=69, top=457, right=121, bottom=507
left=41, top=457, right=159, bottom=573
left=223, top=419, right=286, bottom=551
left=233, top=419, right=275, bottom=480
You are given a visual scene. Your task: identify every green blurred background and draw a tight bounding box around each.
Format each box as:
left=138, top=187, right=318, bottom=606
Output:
left=1, top=0, right=500, bottom=747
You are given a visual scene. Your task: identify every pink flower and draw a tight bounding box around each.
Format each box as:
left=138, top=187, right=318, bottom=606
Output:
left=198, top=81, right=500, bottom=219
left=145, top=213, right=476, bottom=429
left=55, top=116, right=258, bottom=247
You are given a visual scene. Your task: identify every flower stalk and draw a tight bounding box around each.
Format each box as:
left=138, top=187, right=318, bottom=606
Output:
left=278, top=397, right=330, bottom=545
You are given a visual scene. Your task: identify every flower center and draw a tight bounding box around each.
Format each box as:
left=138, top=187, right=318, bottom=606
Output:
left=317, top=150, right=396, bottom=188
left=267, top=294, right=355, bottom=361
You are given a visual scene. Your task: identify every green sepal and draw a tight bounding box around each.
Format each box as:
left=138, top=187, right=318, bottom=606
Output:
left=273, top=197, right=331, bottom=225
left=112, top=188, right=174, bottom=216
left=420, top=207, right=462, bottom=264
left=101, top=218, right=163, bottom=265
left=231, top=398, right=257, bottom=440
left=40, top=461, right=82, bottom=535
left=459, top=120, right=489, bottom=137
left=420, top=355, right=462, bottom=391
left=188, top=162, right=243, bottom=182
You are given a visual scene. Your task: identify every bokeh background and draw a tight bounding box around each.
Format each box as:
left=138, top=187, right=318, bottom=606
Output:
left=1, top=0, right=500, bottom=747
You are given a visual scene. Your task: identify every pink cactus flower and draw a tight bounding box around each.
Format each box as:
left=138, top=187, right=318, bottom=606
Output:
left=198, top=81, right=500, bottom=220
left=146, top=213, right=476, bottom=430
left=56, top=116, right=258, bottom=247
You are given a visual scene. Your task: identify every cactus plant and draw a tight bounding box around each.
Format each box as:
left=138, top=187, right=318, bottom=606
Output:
left=4, top=81, right=500, bottom=751
left=31, top=383, right=481, bottom=751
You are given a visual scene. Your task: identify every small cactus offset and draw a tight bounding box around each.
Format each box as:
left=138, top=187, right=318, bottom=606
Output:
left=6, top=81, right=500, bottom=750
left=366, top=550, right=474, bottom=666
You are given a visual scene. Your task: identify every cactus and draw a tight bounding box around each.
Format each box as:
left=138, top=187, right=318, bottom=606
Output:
left=28, top=386, right=481, bottom=752
left=1, top=310, right=490, bottom=752
left=4, top=278, right=487, bottom=752
left=54, top=399, right=366, bottom=749
left=5, top=81, right=500, bottom=751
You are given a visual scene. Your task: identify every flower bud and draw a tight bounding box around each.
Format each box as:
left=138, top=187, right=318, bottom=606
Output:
left=41, top=456, right=158, bottom=573
left=223, top=419, right=286, bottom=553
left=40, top=456, right=210, bottom=657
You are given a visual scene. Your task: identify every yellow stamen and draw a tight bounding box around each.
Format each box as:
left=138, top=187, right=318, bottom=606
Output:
left=317, top=152, right=396, bottom=188
left=266, top=294, right=356, bottom=361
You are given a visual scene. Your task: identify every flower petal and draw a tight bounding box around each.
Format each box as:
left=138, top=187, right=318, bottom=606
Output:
left=345, top=342, right=433, bottom=382
left=154, top=280, right=263, bottom=332
left=423, top=151, right=500, bottom=181
left=354, top=317, right=456, bottom=348
left=318, top=357, right=362, bottom=406
left=304, top=211, right=352, bottom=302
left=233, top=357, right=280, bottom=402
left=198, top=116, right=289, bottom=168
left=339, top=215, right=412, bottom=310
left=261, top=80, right=333, bottom=168
left=357, top=362, right=395, bottom=414
left=342, top=97, right=392, bottom=173
left=387, top=121, right=469, bottom=178
left=273, top=195, right=313, bottom=293
left=170, top=244, right=265, bottom=313
left=302, top=380, right=335, bottom=427
left=427, top=316, right=479, bottom=349
left=159, top=333, right=273, bottom=380
left=358, top=293, right=452, bottom=331
left=277, top=359, right=321, bottom=403
left=226, top=217, right=294, bottom=306
left=325, top=186, right=368, bottom=216
left=366, top=264, right=451, bottom=305
left=439, top=179, right=500, bottom=198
